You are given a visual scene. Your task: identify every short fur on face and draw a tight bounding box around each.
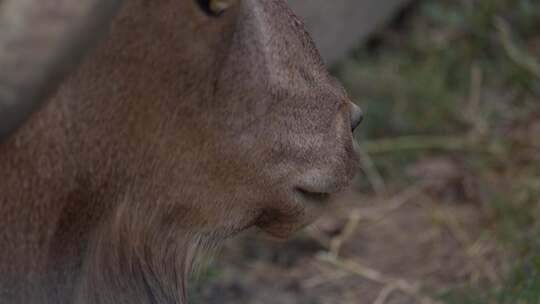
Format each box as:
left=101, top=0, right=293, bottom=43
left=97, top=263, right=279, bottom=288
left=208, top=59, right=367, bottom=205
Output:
left=0, top=0, right=359, bottom=303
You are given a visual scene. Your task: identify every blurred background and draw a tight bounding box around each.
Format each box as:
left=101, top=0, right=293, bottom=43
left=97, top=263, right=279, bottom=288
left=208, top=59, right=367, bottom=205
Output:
left=192, top=0, right=540, bottom=303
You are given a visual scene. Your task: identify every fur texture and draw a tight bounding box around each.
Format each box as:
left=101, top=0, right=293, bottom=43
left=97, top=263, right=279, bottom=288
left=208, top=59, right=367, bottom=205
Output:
left=0, top=0, right=360, bottom=303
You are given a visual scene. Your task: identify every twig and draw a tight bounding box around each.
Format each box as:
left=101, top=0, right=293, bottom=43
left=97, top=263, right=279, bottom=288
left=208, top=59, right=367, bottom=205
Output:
left=326, top=181, right=432, bottom=258
left=330, top=209, right=361, bottom=257
left=495, top=17, right=540, bottom=79
left=374, top=284, right=397, bottom=304
left=468, top=64, right=483, bottom=115
left=423, top=202, right=500, bottom=285
left=305, top=225, right=332, bottom=249
left=363, top=136, right=473, bottom=154
left=466, top=238, right=500, bottom=284
left=361, top=180, right=434, bottom=223
left=302, top=271, right=350, bottom=289
left=444, top=215, right=500, bottom=284
left=327, top=182, right=431, bottom=257
left=318, top=254, right=442, bottom=304
left=467, top=64, right=488, bottom=137
left=358, top=146, right=388, bottom=197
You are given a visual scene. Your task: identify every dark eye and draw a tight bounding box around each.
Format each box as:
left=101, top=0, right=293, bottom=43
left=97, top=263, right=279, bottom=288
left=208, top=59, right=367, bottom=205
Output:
left=196, top=0, right=236, bottom=17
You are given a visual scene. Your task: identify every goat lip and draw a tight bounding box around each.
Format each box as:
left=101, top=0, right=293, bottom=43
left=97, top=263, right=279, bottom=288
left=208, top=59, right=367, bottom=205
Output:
left=256, top=210, right=315, bottom=239
left=296, top=169, right=342, bottom=196
left=295, top=187, right=332, bottom=204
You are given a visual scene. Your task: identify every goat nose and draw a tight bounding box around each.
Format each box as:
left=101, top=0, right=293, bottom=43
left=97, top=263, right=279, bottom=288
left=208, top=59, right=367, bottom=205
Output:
left=349, top=102, right=364, bottom=132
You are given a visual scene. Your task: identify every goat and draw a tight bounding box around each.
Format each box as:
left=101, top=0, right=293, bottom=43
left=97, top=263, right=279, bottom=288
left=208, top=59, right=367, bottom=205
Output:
left=0, top=0, right=363, bottom=303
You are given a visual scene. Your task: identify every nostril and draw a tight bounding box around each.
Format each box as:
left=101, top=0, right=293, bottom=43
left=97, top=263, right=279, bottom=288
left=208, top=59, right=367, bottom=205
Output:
left=349, top=102, right=364, bottom=132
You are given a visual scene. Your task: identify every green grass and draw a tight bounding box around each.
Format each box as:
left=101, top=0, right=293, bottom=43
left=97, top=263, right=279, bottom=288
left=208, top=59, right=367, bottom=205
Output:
left=440, top=250, right=540, bottom=303
left=335, top=0, right=540, bottom=302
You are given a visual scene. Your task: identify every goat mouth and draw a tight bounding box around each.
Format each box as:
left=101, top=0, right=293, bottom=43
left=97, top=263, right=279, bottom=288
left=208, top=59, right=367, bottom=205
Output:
left=295, top=187, right=331, bottom=204
left=255, top=209, right=312, bottom=239
left=254, top=189, right=332, bottom=238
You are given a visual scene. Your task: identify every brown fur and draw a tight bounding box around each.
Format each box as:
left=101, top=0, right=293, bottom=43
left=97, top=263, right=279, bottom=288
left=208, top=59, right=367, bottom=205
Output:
left=0, top=0, right=360, bottom=303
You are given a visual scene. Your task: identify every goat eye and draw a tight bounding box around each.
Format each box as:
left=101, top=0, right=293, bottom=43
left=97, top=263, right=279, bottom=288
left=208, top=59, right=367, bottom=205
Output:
left=196, top=0, right=237, bottom=16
